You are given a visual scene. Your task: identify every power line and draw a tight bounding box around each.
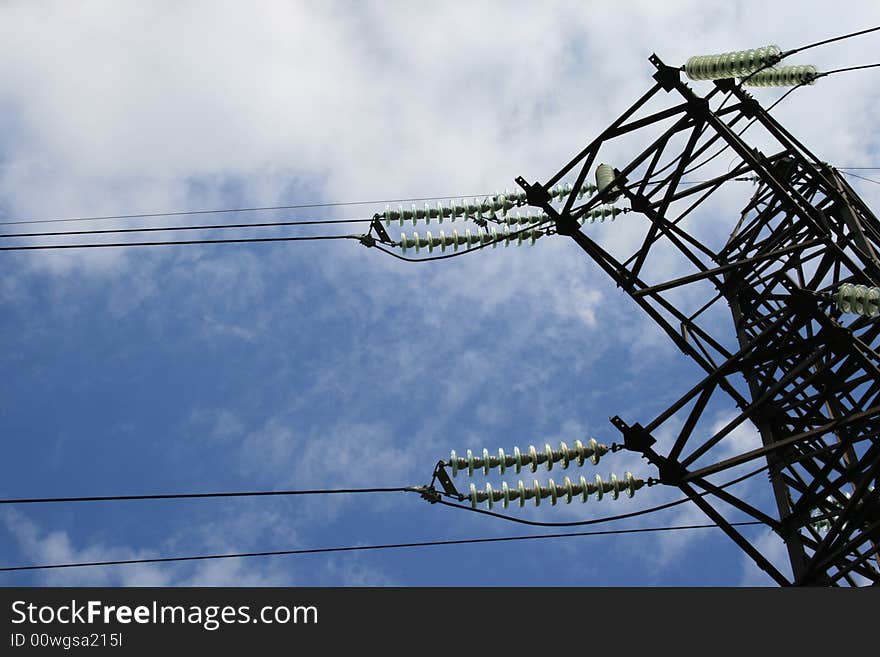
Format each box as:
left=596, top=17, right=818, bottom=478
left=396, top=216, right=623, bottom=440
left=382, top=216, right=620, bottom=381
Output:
left=677, top=62, right=874, bottom=181
left=787, top=24, right=880, bottom=56
left=0, top=216, right=374, bottom=240
left=682, top=85, right=805, bottom=178
left=0, top=234, right=359, bottom=252
left=0, top=521, right=762, bottom=573
left=5, top=223, right=551, bottom=256
left=4, top=159, right=877, bottom=247
left=840, top=171, right=880, bottom=185
left=1, top=27, right=877, bottom=240
left=0, top=180, right=752, bottom=245
left=373, top=241, right=482, bottom=263
left=438, top=461, right=770, bottom=527
left=0, top=458, right=765, bottom=515
left=673, top=22, right=880, bottom=181
left=0, top=485, right=418, bottom=506
left=373, top=219, right=554, bottom=263
left=0, top=464, right=770, bottom=572
left=0, top=194, right=496, bottom=228
left=679, top=27, right=875, bottom=169
left=821, top=63, right=880, bottom=77
left=437, top=496, right=690, bottom=527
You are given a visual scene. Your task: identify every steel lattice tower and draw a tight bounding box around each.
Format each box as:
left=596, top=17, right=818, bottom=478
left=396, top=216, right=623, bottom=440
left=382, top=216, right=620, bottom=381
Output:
left=515, top=55, right=880, bottom=586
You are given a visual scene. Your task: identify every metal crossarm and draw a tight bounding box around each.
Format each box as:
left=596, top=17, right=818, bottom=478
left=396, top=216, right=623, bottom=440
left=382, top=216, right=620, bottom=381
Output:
left=518, top=54, right=880, bottom=586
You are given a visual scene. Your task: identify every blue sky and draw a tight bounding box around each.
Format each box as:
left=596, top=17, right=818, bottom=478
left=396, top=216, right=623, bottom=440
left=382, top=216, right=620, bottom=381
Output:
left=1, top=1, right=879, bottom=586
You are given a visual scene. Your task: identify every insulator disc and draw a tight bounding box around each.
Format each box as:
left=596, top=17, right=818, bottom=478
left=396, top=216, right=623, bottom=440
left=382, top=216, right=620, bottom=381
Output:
left=685, top=45, right=782, bottom=81
left=449, top=438, right=610, bottom=477
left=742, top=65, right=817, bottom=87
left=835, top=283, right=880, bottom=317
left=465, top=472, right=646, bottom=509
left=595, top=163, right=621, bottom=202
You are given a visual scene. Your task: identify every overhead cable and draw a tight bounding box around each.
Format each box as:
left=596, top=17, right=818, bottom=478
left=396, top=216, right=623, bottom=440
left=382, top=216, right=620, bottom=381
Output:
left=0, top=521, right=762, bottom=573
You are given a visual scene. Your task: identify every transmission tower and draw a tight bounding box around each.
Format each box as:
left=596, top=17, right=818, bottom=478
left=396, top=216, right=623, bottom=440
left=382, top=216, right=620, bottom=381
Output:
left=511, top=52, right=880, bottom=586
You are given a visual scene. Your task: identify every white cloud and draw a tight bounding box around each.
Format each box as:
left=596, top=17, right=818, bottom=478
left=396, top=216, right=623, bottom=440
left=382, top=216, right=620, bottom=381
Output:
left=2, top=509, right=173, bottom=586
left=2, top=0, right=877, bottom=586
left=320, top=556, right=397, bottom=587
left=1, top=506, right=396, bottom=586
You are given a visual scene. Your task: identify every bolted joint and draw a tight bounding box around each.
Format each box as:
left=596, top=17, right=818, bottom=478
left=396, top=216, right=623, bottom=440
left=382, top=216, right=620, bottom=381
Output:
left=416, top=486, right=442, bottom=504
left=787, top=287, right=822, bottom=322
left=369, top=216, right=392, bottom=244
left=713, top=77, right=737, bottom=93
left=821, top=323, right=854, bottom=354
left=432, top=464, right=462, bottom=499
left=732, top=285, right=758, bottom=312
left=610, top=416, right=656, bottom=453
left=656, top=456, right=688, bottom=485
left=555, top=216, right=580, bottom=237
left=515, top=176, right=552, bottom=208
left=738, top=97, right=759, bottom=119
left=770, top=155, right=798, bottom=181
left=751, top=401, right=790, bottom=437
left=687, top=96, right=711, bottom=119
left=628, top=193, right=653, bottom=215
left=777, top=511, right=803, bottom=538
left=649, top=54, right=681, bottom=91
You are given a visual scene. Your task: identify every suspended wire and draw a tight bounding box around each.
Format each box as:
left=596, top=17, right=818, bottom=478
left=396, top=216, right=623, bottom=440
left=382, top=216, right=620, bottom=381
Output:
left=0, top=441, right=842, bottom=573
left=1, top=179, right=751, bottom=245
left=438, top=461, right=770, bottom=527
left=0, top=234, right=359, bottom=252
left=673, top=22, right=880, bottom=180
left=1, top=24, right=873, bottom=576
left=622, top=67, right=750, bottom=188
left=0, top=200, right=556, bottom=255
left=0, top=521, right=761, bottom=573
left=786, top=24, right=880, bottom=56
left=0, top=440, right=847, bottom=573
left=0, top=216, right=373, bottom=240
left=1, top=217, right=557, bottom=256
left=678, top=62, right=870, bottom=180
left=681, top=48, right=786, bottom=156
left=638, top=106, right=726, bottom=186
left=1, top=28, right=877, bottom=237
left=840, top=171, right=880, bottom=185
left=695, top=28, right=880, bottom=161
left=437, top=496, right=689, bottom=527
left=0, top=485, right=418, bottom=506
left=821, top=63, right=880, bottom=77
left=0, top=194, right=495, bottom=228
left=372, top=218, right=554, bottom=263
left=679, top=85, right=803, bottom=178
left=677, top=178, right=751, bottom=186
left=374, top=241, right=487, bottom=264
left=0, top=457, right=766, bottom=522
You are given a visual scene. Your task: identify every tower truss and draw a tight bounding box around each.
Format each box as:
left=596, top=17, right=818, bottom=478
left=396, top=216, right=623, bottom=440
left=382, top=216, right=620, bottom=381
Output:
left=516, top=55, right=880, bottom=585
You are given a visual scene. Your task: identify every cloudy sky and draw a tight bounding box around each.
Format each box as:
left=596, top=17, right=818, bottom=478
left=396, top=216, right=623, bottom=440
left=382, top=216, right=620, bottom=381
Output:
left=1, top=1, right=878, bottom=586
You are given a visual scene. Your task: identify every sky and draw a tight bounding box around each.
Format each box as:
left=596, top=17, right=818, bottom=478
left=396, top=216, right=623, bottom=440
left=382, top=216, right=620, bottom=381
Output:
left=1, top=1, right=879, bottom=586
